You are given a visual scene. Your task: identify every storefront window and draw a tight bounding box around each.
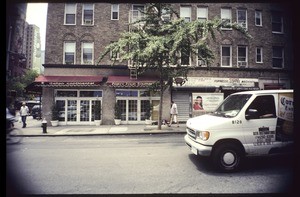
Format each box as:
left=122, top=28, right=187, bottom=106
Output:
left=140, top=90, right=150, bottom=97
left=57, top=90, right=77, bottom=97
left=80, top=91, right=102, bottom=97
left=116, top=90, right=138, bottom=97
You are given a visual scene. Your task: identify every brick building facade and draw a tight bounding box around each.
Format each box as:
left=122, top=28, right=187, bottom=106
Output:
left=37, top=3, right=293, bottom=125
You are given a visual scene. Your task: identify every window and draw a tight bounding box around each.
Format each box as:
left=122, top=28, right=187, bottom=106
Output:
left=237, top=46, right=248, bottom=67
left=197, top=7, right=208, bottom=22
left=256, top=47, right=263, bottom=63
left=180, top=6, right=191, bottom=22
left=131, top=5, right=145, bottom=23
left=198, top=48, right=207, bottom=67
left=255, top=10, right=262, bottom=26
left=221, top=45, right=232, bottom=67
left=64, top=4, right=76, bottom=25
left=111, top=4, right=119, bottom=20
left=272, top=46, right=284, bottom=68
left=82, top=42, right=93, bottom=64
left=237, top=9, right=247, bottom=29
left=221, top=8, right=232, bottom=29
left=64, top=42, right=76, bottom=64
left=161, top=8, right=171, bottom=22
left=272, top=11, right=283, bottom=33
left=247, top=95, right=276, bottom=119
left=82, top=4, right=94, bottom=25
left=181, top=45, right=190, bottom=66
left=110, top=50, right=120, bottom=60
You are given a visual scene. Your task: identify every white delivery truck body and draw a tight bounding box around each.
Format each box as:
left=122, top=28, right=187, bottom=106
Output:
left=184, top=89, right=293, bottom=172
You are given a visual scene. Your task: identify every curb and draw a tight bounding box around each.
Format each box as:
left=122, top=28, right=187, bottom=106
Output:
left=21, top=131, right=186, bottom=137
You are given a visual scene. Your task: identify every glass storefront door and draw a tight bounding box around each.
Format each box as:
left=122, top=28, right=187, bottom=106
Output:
left=80, top=100, right=90, bottom=122
left=128, top=100, right=137, bottom=121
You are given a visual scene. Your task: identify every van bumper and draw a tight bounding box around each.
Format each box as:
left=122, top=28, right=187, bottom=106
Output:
left=184, top=134, right=212, bottom=156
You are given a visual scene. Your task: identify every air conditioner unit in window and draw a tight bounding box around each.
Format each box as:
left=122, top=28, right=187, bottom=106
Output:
left=238, top=61, right=247, bottom=68
left=84, top=19, right=92, bottom=25
left=198, top=59, right=207, bottom=67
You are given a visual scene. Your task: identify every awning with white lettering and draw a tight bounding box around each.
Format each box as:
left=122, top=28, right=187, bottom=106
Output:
left=30, top=75, right=104, bottom=87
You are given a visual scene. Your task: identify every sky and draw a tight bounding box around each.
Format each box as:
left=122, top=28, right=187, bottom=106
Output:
left=26, top=3, right=48, bottom=50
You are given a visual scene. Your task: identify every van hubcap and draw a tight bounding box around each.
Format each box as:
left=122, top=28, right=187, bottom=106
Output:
left=223, top=152, right=235, bottom=165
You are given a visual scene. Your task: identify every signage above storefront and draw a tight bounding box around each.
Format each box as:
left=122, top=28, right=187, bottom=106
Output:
left=43, top=81, right=99, bottom=86
left=174, top=77, right=259, bottom=88
left=110, top=81, right=154, bottom=88
left=107, top=76, right=158, bottom=88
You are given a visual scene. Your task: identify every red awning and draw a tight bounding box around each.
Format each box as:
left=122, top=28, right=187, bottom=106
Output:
left=107, top=76, right=158, bottom=88
left=33, top=75, right=104, bottom=87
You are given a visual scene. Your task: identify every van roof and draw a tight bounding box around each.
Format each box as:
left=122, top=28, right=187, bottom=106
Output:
left=232, top=89, right=293, bottom=95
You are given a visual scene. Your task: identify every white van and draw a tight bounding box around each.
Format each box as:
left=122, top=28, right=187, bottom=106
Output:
left=185, top=89, right=293, bottom=172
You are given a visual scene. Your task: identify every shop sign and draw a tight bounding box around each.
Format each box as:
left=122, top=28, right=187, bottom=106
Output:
left=176, top=77, right=258, bottom=87
left=110, top=81, right=154, bottom=88
left=42, top=82, right=99, bottom=86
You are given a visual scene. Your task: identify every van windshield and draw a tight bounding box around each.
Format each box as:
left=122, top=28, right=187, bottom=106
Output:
left=213, top=94, right=252, bottom=118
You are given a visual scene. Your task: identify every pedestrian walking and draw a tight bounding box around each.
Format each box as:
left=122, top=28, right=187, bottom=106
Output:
left=168, top=100, right=179, bottom=127
left=20, top=102, right=29, bottom=128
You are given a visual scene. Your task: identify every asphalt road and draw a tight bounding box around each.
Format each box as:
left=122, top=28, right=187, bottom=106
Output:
left=6, top=134, right=295, bottom=195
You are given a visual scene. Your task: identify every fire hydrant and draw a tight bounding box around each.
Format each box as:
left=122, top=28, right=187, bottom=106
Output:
left=42, top=118, right=47, bottom=133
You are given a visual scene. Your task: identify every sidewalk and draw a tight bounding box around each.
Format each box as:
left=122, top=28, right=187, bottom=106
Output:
left=14, top=116, right=186, bottom=137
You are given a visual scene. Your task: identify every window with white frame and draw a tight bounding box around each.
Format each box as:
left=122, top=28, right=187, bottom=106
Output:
left=64, top=4, right=77, bottom=25
left=197, top=7, right=208, bottom=22
left=64, top=42, right=76, bottom=64
left=131, top=5, right=145, bottom=23
left=237, top=9, right=247, bottom=29
left=180, top=6, right=191, bottom=22
left=272, top=46, right=284, bottom=68
left=237, top=46, right=248, bottom=67
left=221, top=8, right=232, bottom=29
left=255, top=10, right=262, bottom=26
left=161, top=8, right=171, bottom=22
left=272, top=11, right=283, bottom=33
left=221, top=45, right=232, bottom=67
left=111, top=4, right=119, bottom=20
left=256, top=47, right=263, bottom=63
left=82, top=42, right=93, bottom=64
left=82, top=4, right=94, bottom=25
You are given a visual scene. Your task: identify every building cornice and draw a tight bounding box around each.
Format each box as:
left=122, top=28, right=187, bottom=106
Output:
left=43, top=64, right=293, bottom=74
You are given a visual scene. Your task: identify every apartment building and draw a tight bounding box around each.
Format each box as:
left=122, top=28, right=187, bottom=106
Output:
left=36, top=3, right=293, bottom=125
left=26, top=24, right=42, bottom=74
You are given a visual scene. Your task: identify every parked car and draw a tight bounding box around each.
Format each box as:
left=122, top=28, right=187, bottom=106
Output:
left=31, top=104, right=42, bottom=119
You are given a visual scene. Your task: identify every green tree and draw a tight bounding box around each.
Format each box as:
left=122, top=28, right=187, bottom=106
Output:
left=98, top=3, right=251, bottom=129
left=6, top=69, right=39, bottom=99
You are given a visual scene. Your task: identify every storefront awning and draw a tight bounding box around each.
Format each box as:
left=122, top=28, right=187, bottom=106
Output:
left=107, top=76, right=158, bottom=88
left=32, top=75, right=104, bottom=87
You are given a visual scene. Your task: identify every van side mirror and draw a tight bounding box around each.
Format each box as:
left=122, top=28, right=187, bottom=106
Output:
left=245, top=109, right=259, bottom=120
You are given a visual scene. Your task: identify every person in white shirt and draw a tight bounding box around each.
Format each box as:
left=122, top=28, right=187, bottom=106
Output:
left=20, top=102, right=29, bottom=128
left=168, top=100, right=179, bottom=127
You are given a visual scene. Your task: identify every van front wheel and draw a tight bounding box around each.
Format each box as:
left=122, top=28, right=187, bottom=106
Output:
left=212, top=143, right=242, bottom=172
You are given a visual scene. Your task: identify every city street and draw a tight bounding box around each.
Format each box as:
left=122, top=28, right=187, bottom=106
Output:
left=7, top=134, right=294, bottom=195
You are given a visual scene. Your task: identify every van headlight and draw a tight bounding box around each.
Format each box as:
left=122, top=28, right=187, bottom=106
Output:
left=196, top=131, right=210, bottom=141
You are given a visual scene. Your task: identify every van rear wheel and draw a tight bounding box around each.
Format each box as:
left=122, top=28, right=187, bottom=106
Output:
left=212, top=143, right=243, bottom=172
